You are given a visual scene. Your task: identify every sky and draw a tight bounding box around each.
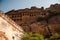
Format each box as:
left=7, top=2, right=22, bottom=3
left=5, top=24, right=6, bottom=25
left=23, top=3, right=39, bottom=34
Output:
left=0, top=0, right=60, bottom=13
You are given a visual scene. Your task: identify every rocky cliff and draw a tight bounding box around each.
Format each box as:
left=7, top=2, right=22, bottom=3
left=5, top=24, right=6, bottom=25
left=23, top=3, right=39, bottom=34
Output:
left=5, top=3, right=60, bottom=36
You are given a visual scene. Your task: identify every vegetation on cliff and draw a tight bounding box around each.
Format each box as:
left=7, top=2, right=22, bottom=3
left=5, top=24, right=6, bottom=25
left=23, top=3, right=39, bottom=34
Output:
left=21, top=32, right=60, bottom=40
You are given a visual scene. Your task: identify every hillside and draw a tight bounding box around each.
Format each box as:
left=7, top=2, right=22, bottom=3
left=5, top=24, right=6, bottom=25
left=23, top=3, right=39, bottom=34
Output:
left=5, top=3, right=60, bottom=36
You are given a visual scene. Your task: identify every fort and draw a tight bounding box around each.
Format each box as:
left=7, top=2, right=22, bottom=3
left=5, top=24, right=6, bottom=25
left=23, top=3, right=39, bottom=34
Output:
left=5, top=3, right=60, bottom=35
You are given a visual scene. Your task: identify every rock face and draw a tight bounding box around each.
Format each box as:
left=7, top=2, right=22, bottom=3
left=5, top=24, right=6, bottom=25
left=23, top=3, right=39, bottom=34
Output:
left=48, top=15, right=60, bottom=34
left=0, top=11, right=23, bottom=40
left=5, top=3, right=60, bottom=35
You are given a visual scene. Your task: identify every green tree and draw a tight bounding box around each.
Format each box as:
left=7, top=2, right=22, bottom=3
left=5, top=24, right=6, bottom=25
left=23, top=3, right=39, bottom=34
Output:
left=21, top=32, right=44, bottom=40
left=36, top=17, right=45, bottom=22
left=45, top=33, right=60, bottom=40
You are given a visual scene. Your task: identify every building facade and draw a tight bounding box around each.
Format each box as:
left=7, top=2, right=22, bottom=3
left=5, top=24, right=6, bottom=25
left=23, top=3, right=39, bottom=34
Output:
left=5, top=6, right=47, bottom=26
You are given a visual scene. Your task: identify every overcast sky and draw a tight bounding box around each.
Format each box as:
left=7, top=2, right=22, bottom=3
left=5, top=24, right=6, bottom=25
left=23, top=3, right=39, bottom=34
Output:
left=0, top=0, right=60, bottom=13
